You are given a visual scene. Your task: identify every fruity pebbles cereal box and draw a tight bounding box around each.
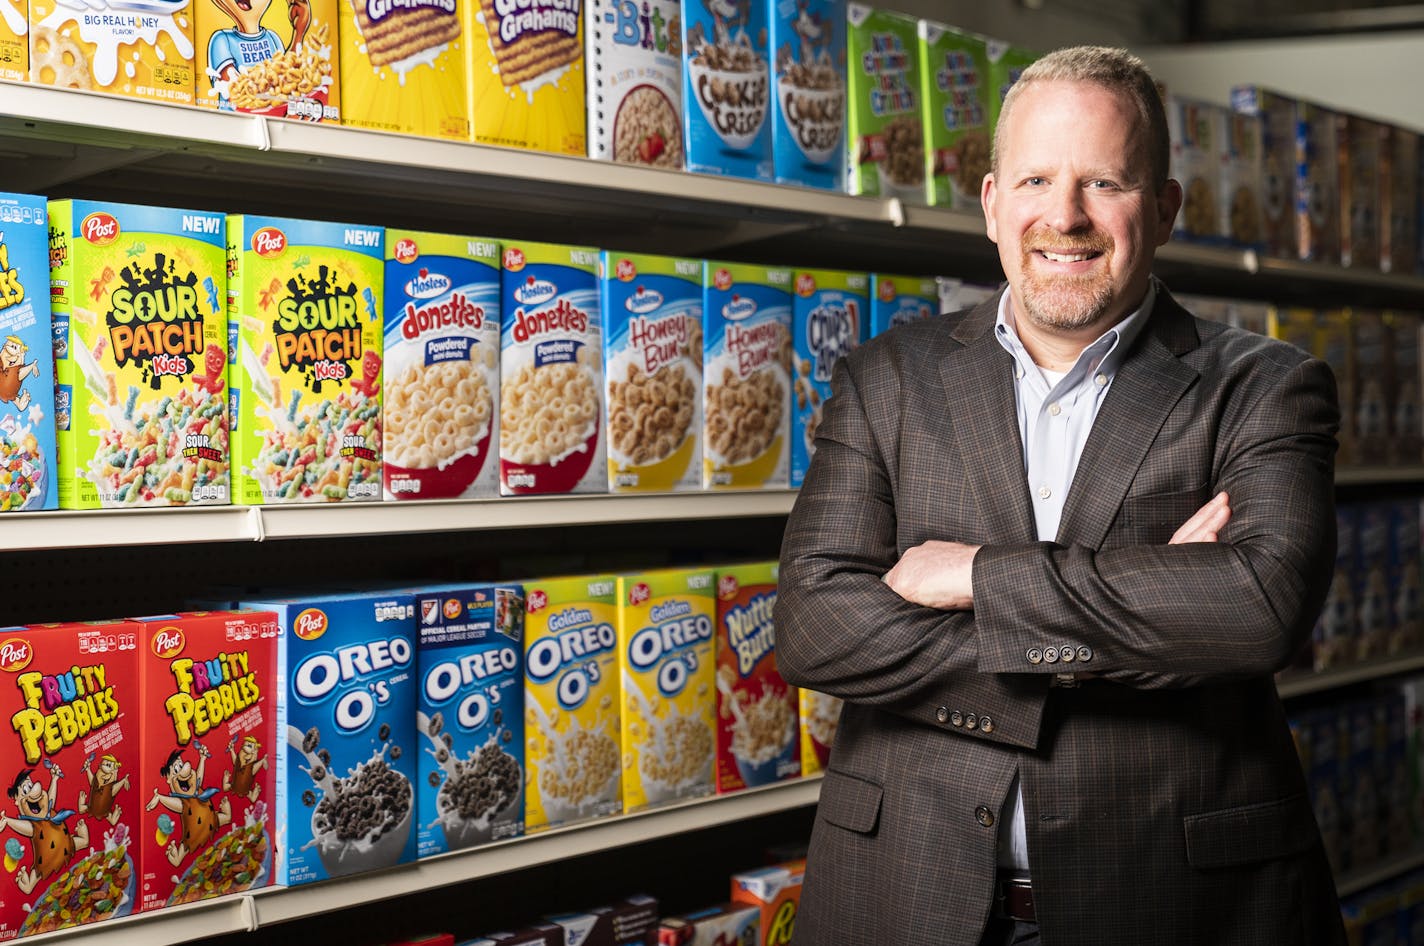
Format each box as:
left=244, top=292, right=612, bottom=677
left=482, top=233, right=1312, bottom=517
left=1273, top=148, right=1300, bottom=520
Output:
left=469, top=0, right=586, bottom=155
left=198, top=0, right=340, bottom=120
left=789, top=269, right=865, bottom=488
left=134, top=611, right=278, bottom=912
left=918, top=21, right=988, bottom=210
left=600, top=251, right=702, bottom=493
left=0, top=620, right=139, bottom=938
left=228, top=215, right=383, bottom=504
left=522, top=575, right=621, bottom=832
left=0, top=194, right=56, bottom=512
left=50, top=201, right=229, bottom=509
left=868, top=272, right=935, bottom=338
left=681, top=0, right=772, bottom=180
left=769, top=0, right=846, bottom=190
left=341, top=0, right=466, bottom=138
left=845, top=4, right=921, bottom=200
left=616, top=568, right=715, bottom=813
left=30, top=0, right=193, bottom=103
left=384, top=231, right=501, bottom=500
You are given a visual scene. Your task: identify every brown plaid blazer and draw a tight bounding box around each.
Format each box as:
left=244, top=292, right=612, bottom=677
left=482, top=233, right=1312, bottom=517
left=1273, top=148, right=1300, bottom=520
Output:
left=776, top=287, right=1346, bottom=946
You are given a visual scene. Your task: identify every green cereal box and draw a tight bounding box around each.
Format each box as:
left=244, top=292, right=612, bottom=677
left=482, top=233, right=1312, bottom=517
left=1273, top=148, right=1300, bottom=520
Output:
left=49, top=201, right=230, bottom=509
left=227, top=216, right=384, bottom=504
left=918, top=21, right=988, bottom=210
left=0, top=193, right=58, bottom=512
left=845, top=5, right=922, bottom=200
left=984, top=38, right=1035, bottom=134
left=616, top=568, right=716, bottom=813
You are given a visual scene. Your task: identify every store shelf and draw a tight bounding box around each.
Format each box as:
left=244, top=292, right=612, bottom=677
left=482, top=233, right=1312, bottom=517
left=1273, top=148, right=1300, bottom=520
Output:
left=1277, top=649, right=1424, bottom=699
left=1336, top=466, right=1424, bottom=487
left=1337, top=846, right=1424, bottom=898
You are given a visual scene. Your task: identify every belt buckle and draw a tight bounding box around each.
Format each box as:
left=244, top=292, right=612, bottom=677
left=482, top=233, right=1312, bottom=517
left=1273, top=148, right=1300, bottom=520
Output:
left=994, top=876, right=1036, bottom=923
left=1050, top=673, right=1078, bottom=688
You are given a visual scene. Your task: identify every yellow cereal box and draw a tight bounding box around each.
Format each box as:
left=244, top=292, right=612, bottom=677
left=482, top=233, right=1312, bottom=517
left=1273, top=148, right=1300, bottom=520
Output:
left=468, top=0, right=585, bottom=154
left=798, top=688, right=839, bottom=776
left=227, top=215, right=383, bottom=504
left=30, top=0, right=193, bottom=104
left=523, top=575, right=621, bottom=832
left=339, top=0, right=467, bottom=138
left=49, top=201, right=230, bottom=509
left=197, top=0, right=340, bottom=120
left=616, top=568, right=715, bottom=813
left=0, top=0, right=26, bottom=81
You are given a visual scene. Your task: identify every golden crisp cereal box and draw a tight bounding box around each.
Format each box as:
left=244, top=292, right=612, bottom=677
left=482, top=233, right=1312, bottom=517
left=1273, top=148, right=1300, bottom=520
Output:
left=616, top=568, right=715, bottom=813
left=50, top=201, right=230, bottom=509
left=0, top=193, right=58, bottom=512
left=522, top=575, right=620, bottom=832
left=798, top=688, right=839, bottom=776
left=197, top=0, right=340, bottom=120
left=0, top=0, right=25, bottom=81
left=340, top=0, right=467, bottom=138
left=1, top=620, right=140, bottom=937
left=468, top=0, right=585, bottom=155
left=30, top=0, right=193, bottom=103
left=227, top=215, right=383, bottom=504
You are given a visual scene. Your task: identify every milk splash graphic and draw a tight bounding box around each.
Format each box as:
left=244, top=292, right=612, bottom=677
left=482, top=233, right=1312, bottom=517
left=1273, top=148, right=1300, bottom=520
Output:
left=44, top=0, right=193, bottom=88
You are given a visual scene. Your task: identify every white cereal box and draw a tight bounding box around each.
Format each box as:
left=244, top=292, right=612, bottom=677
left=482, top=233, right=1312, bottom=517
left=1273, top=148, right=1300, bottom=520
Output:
left=789, top=269, right=865, bottom=488
left=868, top=272, right=935, bottom=338
left=681, top=0, right=773, bottom=180
left=30, top=0, right=193, bottom=104
left=1167, top=96, right=1227, bottom=244
left=0, top=193, right=57, bottom=512
left=197, top=0, right=339, bottom=120
left=586, top=0, right=684, bottom=168
left=600, top=251, right=702, bottom=493
left=769, top=0, right=846, bottom=190
left=469, top=0, right=586, bottom=154
left=935, top=276, right=994, bottom=315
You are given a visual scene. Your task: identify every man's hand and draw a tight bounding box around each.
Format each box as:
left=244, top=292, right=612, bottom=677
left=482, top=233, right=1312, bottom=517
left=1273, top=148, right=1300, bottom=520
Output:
left=1170, top=491, right=1231, bottom=544
left=883, top=540, right=980, bottom=610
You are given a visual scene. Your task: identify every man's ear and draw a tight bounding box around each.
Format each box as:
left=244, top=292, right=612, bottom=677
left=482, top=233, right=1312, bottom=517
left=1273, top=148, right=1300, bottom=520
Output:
left=1156, top=178, right=1183, bottom=246
left=981, top=173, right=999, bottom=244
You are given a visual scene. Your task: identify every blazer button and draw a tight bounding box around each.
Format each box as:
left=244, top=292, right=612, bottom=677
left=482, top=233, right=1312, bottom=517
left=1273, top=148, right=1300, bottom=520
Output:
left=1027, top=648, right=1043, bottom=665
left=965, top=714, right=978, bottom=730
left=975, top=805, right=995, bottom=828
left=1044, top=646, right=1059, bottom=663
left=980, top=716, right=994, bottom=733
left=1077, top=645, right=1093, bottom=662
left=1059, top=646, right=1075, bottom=663
left=951, top=711, right=964, bottom=727
left=936, top=706, right=949, bottom=723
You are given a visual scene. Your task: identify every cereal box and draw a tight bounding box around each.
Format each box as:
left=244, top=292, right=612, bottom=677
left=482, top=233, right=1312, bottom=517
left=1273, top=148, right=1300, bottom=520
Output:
left=918, top=21, right=988, bottom=210
left=227, top=215, right=383, bottom=504
left=655, top=904, right=759, bottom=946
left=1381, top=127, right=1418, bottom=275
left=1270, top=307, right=1354, bottom=467
left=1385, top=310, right=1422, bottom=466
left=522, top=574, right=621, bottom=832
left=1356, top=502, right=1392, bottom=663
left=30, top=0, right=192, bottom=103
left=469, top=0, right=586, bottom=154
left=703, top=261, right=791, bottom=490
left=461, top=923, right=565, bottom=946
left=616, top=568, right=715, bottom=813
left=845, top=5, right=920, bottom=200
left=0, top=620, right=139, bottom=938
left=1387, top=501, right=1421, bottom=655
left=1222, top=109, right=1265, bottom=249
left=868, top=272, right=935, bottom=338
left=134, top=610, right=278, bottom=912
left=1313, top=505, right=1357, bottom=672
left=0, top=193, right=56, bottom=512
left=730, top=860, right=804, bottom=946
left=1352, top=308, right=1389, bottom=468
left=1296, top=100, right=1341, bottom=265
left=798, top=688, right=839, bottom=776
left=586, top=0, right=683, bottom=168
left=384, top=230, right=501, bottom=500
left=715, top=562, right=797, bottom=792
left=197, top=0, right=339, bottom=119
left=681, top=0, right=772, bottom=180
left=789, top=269, right=864, bottom=488
left=600, top=251, right=703, bottom=493
left=0, top=0, right=24, bottom=81
left=984, top=37, right=1034, bottom=135
left=500, top=241, right=605, bottom=496
left=1167, top=97, right=1226, bottom=244
left=341, top=0, right=466, bottom=138
left=935, top=276, right=994, bottom=315
left=1230, top=87, right=1298, bottom=260
left=1339, top=113, right=1383, bottom=270
left=769, top=0, right=846, bottom=190
left=414, top=584, right=526, bottom=856
left=50, top=200, right=229, bottom=509
left=546, top=893, right=660, bottom=945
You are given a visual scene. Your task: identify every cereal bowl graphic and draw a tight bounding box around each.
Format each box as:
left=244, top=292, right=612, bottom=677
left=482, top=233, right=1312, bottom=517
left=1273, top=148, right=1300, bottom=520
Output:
left=432, top=741, right=523, bottom=851
left=777, top=76, right=844, bottom=165
left=167, top=811, right=271, bottom=906
left=637, top=709, right=714, bottom=806
left=614, top=85, right=684, bottom=168
left=687, top=37, right=770, bottom=152
left=16, top=827, right=135, bottom=936
left=733, top=720, right=798, bottom=787
left=306, top=752, right=414, bottom=877
left=535, top=718, right=621, bottom=824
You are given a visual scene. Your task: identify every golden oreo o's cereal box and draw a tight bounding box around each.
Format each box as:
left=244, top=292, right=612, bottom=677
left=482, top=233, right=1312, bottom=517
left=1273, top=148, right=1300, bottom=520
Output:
left=0, top=193, right=57, bottom=512
left=228, top=215, right=383, bottom=504
left=50, top=201, right=230, bottom=509
left=340, top=0, right=467, bottom=138
left=1, top=620, right=140, bottom=937
left=469, top=0, right=586, bottom=154
left=29, top=0, right=193, bottom=103
left=197, top=0, right=340, bottom=120
left=0, top=0, right=24, bottom=81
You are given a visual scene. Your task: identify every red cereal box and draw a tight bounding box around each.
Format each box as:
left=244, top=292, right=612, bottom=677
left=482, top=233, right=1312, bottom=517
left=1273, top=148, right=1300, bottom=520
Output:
left=730, top=860, right=804, bottom=946
left=0, top=620, right=140, bottom=939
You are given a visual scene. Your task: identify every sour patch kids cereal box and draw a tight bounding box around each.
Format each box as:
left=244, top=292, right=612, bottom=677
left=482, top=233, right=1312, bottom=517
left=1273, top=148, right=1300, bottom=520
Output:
left=197, top=0, right=340, bottom=119
left=789, top=269, right=864, bottom=487
left=0, top=193, right=56, bottom=512
left=29, top=0, right=193, bottom=103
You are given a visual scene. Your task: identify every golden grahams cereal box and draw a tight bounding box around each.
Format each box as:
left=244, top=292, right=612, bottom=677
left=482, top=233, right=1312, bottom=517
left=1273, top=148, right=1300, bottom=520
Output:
left=340, top=0, right=467, bottom=138
left=197, top=0, right=340, bottom=120
left=30, top=0, right=193, bottom=103
left=468, top=0, right=585, bottom=154
left=0, top=0, right=25, bottom=81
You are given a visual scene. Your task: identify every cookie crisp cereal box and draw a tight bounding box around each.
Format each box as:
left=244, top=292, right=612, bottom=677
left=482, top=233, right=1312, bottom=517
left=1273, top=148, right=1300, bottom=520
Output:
left=600, top=251, right=702, bottom=493
left=522, top=575, right=621, bottom=832
left=384, top=231, right=501, bottom=500
left=616, top=568, right=715, bottom=813
left=50, top=201, right=229, bottom=509
left=500, top=241, right=605, bottom=496
left=703, top=261, right=791, bottom=490
left=585, top=0, right=684, bottom=168
left=29, top=0, right=193, bottom=103
left=134, top=611, right=278, bottom=912
left=341, top=0, right=467, bottom=138
left=0, top=193, right=56, bottom=512
left=0, top=621, right=139, bottom=937
left=197, top=0, right=339, bottom=119
left=789, top=269, right=865, bottom=487
left=730, top=860, right=804, bottom=946
left=681, top=0, right=772, bottom=180
left=868, top=272, right=935, bottom=338
left=918, top=21, right=987, bottom=210
left=0, top=0, right=23, bottom=80
left=228, top=215, right=383, bottom=505
left=237, top=591, right=418, bottom=885
left=469, top=0, right=586, bottom=154
left=414, top=584, right=526, bottom=856
left=845, top=5, right=919, bottom=199
left=769, top=0, right=846, bottom=190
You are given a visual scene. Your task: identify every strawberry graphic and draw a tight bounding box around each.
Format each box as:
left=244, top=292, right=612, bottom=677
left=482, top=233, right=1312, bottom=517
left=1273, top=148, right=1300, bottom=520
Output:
left=638, top=131, right=666, bottom=164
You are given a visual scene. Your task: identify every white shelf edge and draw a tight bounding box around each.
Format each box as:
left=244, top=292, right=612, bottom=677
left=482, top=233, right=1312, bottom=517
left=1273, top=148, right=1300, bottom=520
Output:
left=0, top=80, right=261, bottom=151
left=1336, top=846, right=1424, bottom=897
left=1277, top=649, right=1424, bottom=699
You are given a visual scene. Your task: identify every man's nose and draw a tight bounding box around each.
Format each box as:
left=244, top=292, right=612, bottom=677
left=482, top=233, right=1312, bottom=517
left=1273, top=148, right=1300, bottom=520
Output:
left=1045, top=180, right=1091, bottom=232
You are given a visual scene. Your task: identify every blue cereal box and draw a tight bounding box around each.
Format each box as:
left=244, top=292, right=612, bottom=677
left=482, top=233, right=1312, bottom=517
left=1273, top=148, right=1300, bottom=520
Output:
left=415, top=585, right=526, bottom=856
left=790, top=269, right=865, bottom=487
left=769, top=0, right=846, bottom=189
left=0, top=193, right=55, bottom=511
left=681, top=0, right=773, bottom=180
left=868, top=273, right=936, bottom=338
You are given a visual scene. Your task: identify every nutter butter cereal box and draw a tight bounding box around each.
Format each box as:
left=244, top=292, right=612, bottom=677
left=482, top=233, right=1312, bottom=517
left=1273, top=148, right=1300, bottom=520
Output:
left=789, top=269, right=865, bottom=487
left=868, top=272, right=934, bottom=337
left=845, top=5, right=920, bottom=199
left=769, top=0, right=846, bottom=190
left=918, top=21, right=987, bottom=210
left=50, top=201, right=229, bottom=509
left=586, top=0, right=683, bottom=168
left=228, top=215, right=383, bottom=504
left=384, top=231, right=500, bottom=500
left=0, top=194, right=57, bottom=512
left=0, top=0, right=24, bottom=81
left=681, top=0, right=772, bottom=180
left=469, top=0, right=586, bottom=154
left=198, top=0, right=339, bottom=119
left=29, top=0, right=193, bottom=103
left=135, top=611, right=278, bottom=912
left=0, top=621, right=139, bottom=938
left=341, top=0, right=466, bottom=138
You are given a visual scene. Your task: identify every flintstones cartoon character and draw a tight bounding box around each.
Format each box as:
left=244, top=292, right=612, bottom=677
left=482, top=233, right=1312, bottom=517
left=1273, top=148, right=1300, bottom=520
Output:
left=78, top=753, right=129, bottom=826
left=146, top=741, right=232, bottom=867
left=0, top=335, right=39, bottom=413
left=1, top=764, right=90, bottom=895
left=222, top=735, right=268, bottom=803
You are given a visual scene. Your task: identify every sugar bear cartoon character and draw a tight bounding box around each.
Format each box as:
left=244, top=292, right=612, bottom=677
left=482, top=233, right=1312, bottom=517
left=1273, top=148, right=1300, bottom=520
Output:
left=146, top=742, right=232, bottom=867
left=223, top=735, right=268, bottom=803
left=0, top=765, right=90, bottom=895
left=79, top=753, right=130, bottom=826
left=207, top=0, right=312, bottom=110
left=0, top=335, right=39, bottom=413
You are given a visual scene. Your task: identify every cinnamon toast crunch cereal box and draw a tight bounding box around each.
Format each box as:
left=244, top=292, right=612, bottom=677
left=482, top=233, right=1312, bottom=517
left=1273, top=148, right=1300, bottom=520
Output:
left=0, top=0, right=24, bottom=80
left=789, top=269, right=864, bottom=487
left=616, top=568, right=715, bottom=813
left=770, top=0, right=846, bottom=190
left=50, top=201, right=229, bottom=509
left=341, top=0, right=466, bottom=138
left=845, top=5, right=920, bottom=199
left=0, top=193, right=57, bottom=512
left=198, top=0, right=339, bottom=120
left=918, top=21, right=988, bottom=210
left=134, top=611, right=278, bottom=912
left=730, top=860, right=804, bottom=946
left=0, top=620, right=139, bottom=937
left=30, top=0, right=193, bottom=103
left=868, top=272, right=935, bottom=337
left=227, top=215, right=383, bottom=504
left=469, top=0, right=586, bottom=154
left=522, top=575, right=621, bottom=832
left=682, top=0, right=772, bottom=180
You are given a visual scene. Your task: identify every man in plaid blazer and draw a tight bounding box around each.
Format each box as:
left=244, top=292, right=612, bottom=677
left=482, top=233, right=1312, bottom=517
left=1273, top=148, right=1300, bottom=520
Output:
left=776, top=47, right=1346, bottom=946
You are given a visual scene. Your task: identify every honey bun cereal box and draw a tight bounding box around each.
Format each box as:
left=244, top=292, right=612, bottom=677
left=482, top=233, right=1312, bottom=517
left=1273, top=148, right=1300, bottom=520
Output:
left=341, top=0, right=466, bottom=138
left=868, top=272, right=935, bottom=338
left=522, top=575, right=621, bottom=832
left=0, top=0, right=24, bottom=81
left=30, top=0, right=193, bottom=102
left=500, top=241, right=605, bottom=496
left=469, top=0, right=586, bottom=154
left=715, top=562, right=798, bottom=792
left=918, top=21, right=988, bottom=210
left=384, top=231, right=500, bottom=500
left=228, top=215, right=383, bottom=505
left=600, top=251, right=703, bottom=493
left=0, top=194, right=56, bottom=512
left=197, top=0, right=339, bottom=119
left=789, top=269, right=865, bottom=488
left=730, top=860, right=804, bottom=946
left=616, top=568, right=715, bottom=813
left=845, top=5, right=921, bottom=200
left=585, top=0, right=683, bottom=168
left=681, top=0, right=772, bottom=180
left=769, top=0, right=846, bottom=190
left=655, top=904, right=759, bottom=946
left=414, top=584, right=526, bottom=856
left=134, top=611, right=278, bottom=912
left=50, top=201, right=230, bottom=509
left=798, top=688, right=839, bottom=776
left=702, top=261, right=791, bottom=490
left=237, top=591, right=418, bottom=884
left=0, top=621, right=139, bottom=938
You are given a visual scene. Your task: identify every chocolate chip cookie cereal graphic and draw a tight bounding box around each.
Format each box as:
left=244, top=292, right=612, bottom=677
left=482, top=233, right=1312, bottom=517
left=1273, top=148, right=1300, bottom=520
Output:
left=916, top=21, right=987, bottom=209
left=0, top=0, right=25, bottom=80
left=1166, top=97, right=1228, bottom=244
left=768, top=0, right=844, bottom=189
left=49, top=201, right=229, bottom=509
left=0, top=619, right=140, bottom=939
left=228, top=216, right=383, bottom=504
left=866, top=272, right=933, bottom=338
left=469, top=0, right=585, bottom=154
left=0, top=194, right=58, bottom=512
left=844, top=5, right=920, bottom=200
left=789, top=269, right=864, bottom=488
left=384, top=231, right=500, bottom=500
left=198, top=0, right=340, bottom=119
left=29, top=0, right=194, bottom=102
left=585, top=0, right=683, bottom=167
left=600, top=251, right=702, bottom=493
left=341, top=0, right=466, bottom=138
left=680, top=0, right=771, bottom=179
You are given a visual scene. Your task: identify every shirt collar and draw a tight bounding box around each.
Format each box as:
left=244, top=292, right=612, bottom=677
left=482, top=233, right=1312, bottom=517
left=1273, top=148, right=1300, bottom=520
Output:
left=994, top=279, right=1157, bottom=388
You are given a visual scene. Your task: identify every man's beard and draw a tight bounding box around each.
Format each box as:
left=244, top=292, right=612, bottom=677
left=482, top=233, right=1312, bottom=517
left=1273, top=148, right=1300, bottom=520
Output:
left=1018, top=228, right=1115, bottom=331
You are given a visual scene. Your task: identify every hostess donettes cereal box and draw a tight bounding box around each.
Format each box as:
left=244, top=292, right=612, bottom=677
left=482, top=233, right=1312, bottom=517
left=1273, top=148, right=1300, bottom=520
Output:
left=789, top=269, right=865, bottom=488
left=0, top=193, right=56, bottom=512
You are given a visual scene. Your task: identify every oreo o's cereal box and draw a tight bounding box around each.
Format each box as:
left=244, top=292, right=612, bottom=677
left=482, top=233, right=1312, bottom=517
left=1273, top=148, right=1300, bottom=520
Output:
left=586, top=0, right=684, bottom=168
left=868, top=273, right=935, bottom=338
left=681, top=0, right=772, bottom=180
left=789, top=269, right=865, bottom=488
left=469, top=0, right=586, bottom=154
left=845, top=5, right=921, bottom=200
left=0, top=0, right=23, bottom=81
left=769, top=0, right=846, bottom=190
left=0, top=193, right=56, bottom=512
